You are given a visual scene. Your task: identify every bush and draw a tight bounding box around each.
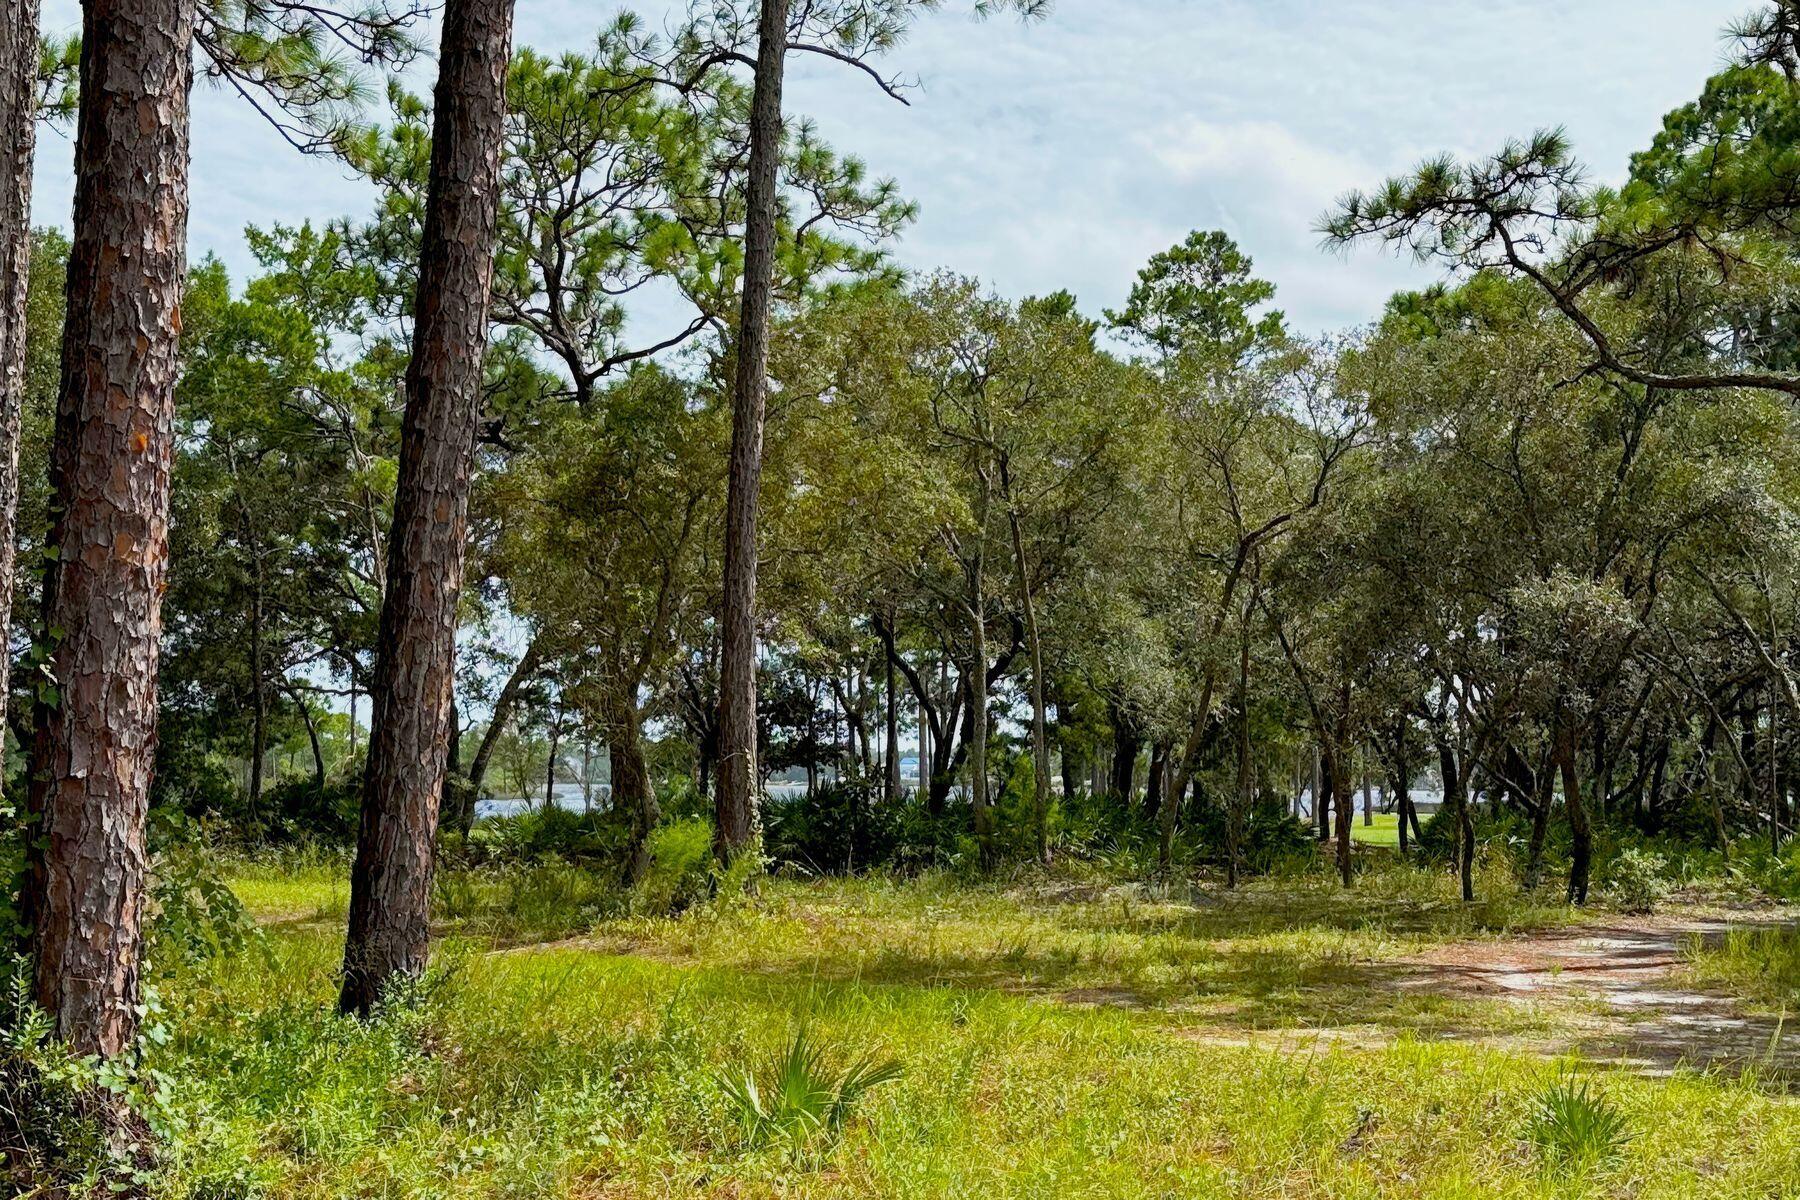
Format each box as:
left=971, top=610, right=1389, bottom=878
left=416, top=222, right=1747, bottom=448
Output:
left=0, top=957, right=154, bottom=1195
left=717, top=1027, right=902, bottom=1153
left=634, top=817, right=715, bottom=916
left=150, top=842, right=263, bottom=968
left=1525, top=1071, right=1630, bottom=1172
left=457, top=805, right=626, bottom=866
left=766, top=784, right=970, bottom=876
left=1601, top=847, right=1673, bottom=914
left=255, top=777, right=362, bottom=845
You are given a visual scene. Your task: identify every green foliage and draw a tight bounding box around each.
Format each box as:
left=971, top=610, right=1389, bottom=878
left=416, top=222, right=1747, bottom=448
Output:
left=717, top=1027, right=903, bottom=1153
left=1525, top=1071, right=1632, bottom=1173
left=149, top=842, right=264, bottom=969
left=459, top=807, right=624, bottom=865
left=765, top=781, right=969, bottom=875
left=1682, top=923, right=1800, bottom=1007
left=0, top=957, right=161, bottom=1195
left=1601, top=847, right=1674, bottom=914
left=633, top=817, right=716, bottom=916
left=432, top=858, right=623, bottom=941
left=1105, top=229, right=1286, bottom=362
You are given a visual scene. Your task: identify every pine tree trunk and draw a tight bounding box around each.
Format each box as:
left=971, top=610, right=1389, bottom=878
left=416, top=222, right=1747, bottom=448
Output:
left=0, top=0, right=37, bottom=777
left=341, top=0, right=514, bottom=1017
left=714, top=0, right=791, bottom=866
left=248, top=542, right=267, bottom=823
left=1333, top=698, right=1353, bottom=886
left=286, top=681, right=328, bottom=792
left=1143, top=739, right=1166, bottom=824
left=544, top=706, right=559, bottom=808
left=969, top=602, right=993, bottom=868
left=26, top=0, right=196, bottom=1061
left=1315, top=743, right=1331, bottom=842
left=1391, top=766, right=1410, bottom=858
left=1158, top=674, right=1216, bottom=870
left=1228, top=625, right=1251, bottom=888
left=1434, top=730, right=1475, bottom=902
left=1109, top=709, right=1140, bottom=802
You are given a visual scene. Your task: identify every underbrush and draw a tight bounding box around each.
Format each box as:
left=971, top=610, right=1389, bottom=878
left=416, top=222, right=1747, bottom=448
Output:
left=1682, top=924, right=1800, bottom=1008
left=128, top=867, right=1800, bottom=1198
left=763, top=778, right=1320, bottom=881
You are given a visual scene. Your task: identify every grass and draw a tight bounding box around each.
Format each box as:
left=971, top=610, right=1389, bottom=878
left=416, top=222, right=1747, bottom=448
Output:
left=1350, top=812, right=1403, bottom=848
left=127, top=860, right=1800, bottom=1198
left=1682, top=924, right=1800, bottom=1009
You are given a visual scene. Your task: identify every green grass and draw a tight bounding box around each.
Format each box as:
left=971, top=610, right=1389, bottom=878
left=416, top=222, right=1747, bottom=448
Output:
left=1682, top=924, right=1800, bottom=1009
left=129, top=863, right=1800, bottom=1198
left=228, top=858, right=349, bottom=924
left=1350, top=812, right=1403, bottom=848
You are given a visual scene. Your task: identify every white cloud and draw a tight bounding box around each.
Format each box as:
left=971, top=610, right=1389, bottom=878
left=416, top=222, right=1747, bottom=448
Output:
left=29, top=0, right=1748, bottom=334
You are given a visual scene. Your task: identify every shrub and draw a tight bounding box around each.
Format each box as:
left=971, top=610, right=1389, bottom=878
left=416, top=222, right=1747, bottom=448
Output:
left=717, top=1027, right=902, bottom=1152
left=1525, top=1072, right=1630, bottom=1172
left=0, top=958, right=153, bottom=1196
left=1601, top=847, right=1673, bottom=914
left=149, top=843, right=263, bottom=968
left=255, top=777, right=362, bottom=845
left=459, top=805, right=624, bottom=865
left=634, top=817, right=715, bottom=916
left=766, top=785, right=969, bottom=876
left=433, top=857, right=623, bottom=940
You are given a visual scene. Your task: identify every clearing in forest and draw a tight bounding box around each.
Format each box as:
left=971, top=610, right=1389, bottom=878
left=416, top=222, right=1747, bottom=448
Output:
left=161, top=864, right=1800, bottom=1198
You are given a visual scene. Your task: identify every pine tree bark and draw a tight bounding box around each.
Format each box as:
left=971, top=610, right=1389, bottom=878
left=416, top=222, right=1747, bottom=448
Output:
left=0, top=0, right=37, bottom=771
left=340, top=0, right=514, bottom=1017
left=26, top=0, right=196, bottom=1060
left=715, top=0, right=791, bottom=866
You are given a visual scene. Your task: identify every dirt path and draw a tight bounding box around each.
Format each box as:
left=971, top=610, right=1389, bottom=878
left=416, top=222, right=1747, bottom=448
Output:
left=1396, top=912, right=1800, bottom=1079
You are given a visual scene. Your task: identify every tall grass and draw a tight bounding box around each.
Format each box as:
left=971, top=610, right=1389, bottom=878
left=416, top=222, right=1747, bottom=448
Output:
left=1682, top=924, right=1800, bottom=1007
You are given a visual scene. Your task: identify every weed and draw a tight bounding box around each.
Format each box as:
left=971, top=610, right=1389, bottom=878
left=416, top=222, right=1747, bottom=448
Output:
left=717, top=1027, right=903, bottom=1153
left=1526, top=1070, right=1631, bottom=1172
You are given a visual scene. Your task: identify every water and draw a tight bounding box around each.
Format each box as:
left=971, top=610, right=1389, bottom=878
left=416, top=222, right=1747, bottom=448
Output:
left=473, top=781, right=1448, bottom=821
left=1294, top=787, right=1445, bottom=820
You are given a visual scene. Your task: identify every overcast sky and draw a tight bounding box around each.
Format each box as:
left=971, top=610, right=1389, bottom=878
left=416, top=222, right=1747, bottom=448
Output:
left=32, top=0, right=1747, bottom=334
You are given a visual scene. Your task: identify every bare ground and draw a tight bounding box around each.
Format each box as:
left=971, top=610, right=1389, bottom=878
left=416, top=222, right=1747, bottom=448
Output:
left=1165, top=909, right=1800, bottom=1081
left=1389, top=911, right=1800, bottom=1078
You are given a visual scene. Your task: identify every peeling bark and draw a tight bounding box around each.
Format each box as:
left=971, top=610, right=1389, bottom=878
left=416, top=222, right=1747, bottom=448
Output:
left=26, top=0, right=197, bottom=1060
left=341, top=0, right=515, bottom=1016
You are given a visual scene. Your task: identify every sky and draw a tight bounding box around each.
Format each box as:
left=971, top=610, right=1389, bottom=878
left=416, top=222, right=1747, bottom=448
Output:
left=31, top=0, right=1748, bottom=336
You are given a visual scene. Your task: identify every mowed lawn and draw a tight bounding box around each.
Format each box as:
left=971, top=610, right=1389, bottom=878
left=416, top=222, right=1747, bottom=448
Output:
left=1351, top=812, right=1403, bottom=848
left=148, top=864, right=1800, bottom=1200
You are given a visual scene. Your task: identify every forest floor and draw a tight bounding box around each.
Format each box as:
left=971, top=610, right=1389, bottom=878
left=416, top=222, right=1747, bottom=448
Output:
left=163, top=859, right=1800, bottom=1198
